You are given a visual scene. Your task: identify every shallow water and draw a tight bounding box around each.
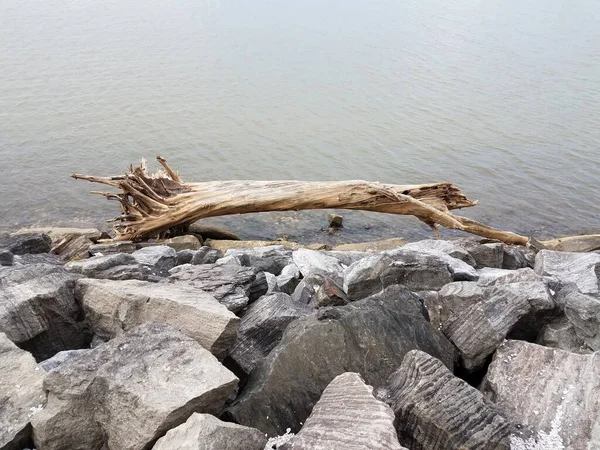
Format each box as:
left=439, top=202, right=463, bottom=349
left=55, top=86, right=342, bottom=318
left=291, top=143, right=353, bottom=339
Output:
left=1, top=0, right=599, bottom=243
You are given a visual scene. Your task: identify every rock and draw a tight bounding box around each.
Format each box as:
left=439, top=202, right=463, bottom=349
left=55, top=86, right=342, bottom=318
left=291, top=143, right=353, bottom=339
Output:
left=0, top=333, right=45, bottom=450
left=536, top=315, right=591, bottom=353
left=15, top=227, right=102, bottom=261
left=455, top=240, right=504, bottom=268
left=326, top=213, right=343, bottom=228
left=231, top=293, right=313, bottom=374
left=292, top=249, right=345, bottom=286
left=1, top=233, right=52, bottom=255
left=502, top=245, right=535, bottom=269
left=402, top=240, right=476, bottom=265
left=332, top=238, right=407, bottom=253
left=322, top=250, right=369, bottom=267
left=264, top=272, right=280, bottom=294
left=560, top=285, right=600, bottom=350
left=207, top=240, right=300, bottom=252
left=290, top=280, right=314, bottom=306
left=379, top=350, right=513, bottom=450
left=220, top=245, right=292, bottom=275
left=189, top=223, right=241, bottom=241
left=225, top=285, right=455, bottom=436
left=313, top=277, right=348, bottom=307
left=284, top=373, right=405, bottom=450
left=385, top=248, right=477, bottom=284
left=534, top=250, right=600, bottom=294
left=152, top=413, right=267, bottom=450
left=39, top=349, right=91, bottom=372
left=544, top=234, right=600, bottom=252
left=76, top=278, right=239, bottom=359
left=176, top=249, right=196, bottom=265
left=429, top=281, right=485, bottom=329
left=276, top=263, right=301, bottom=294
left=190, top=246, right=222, bottom=265
left=0, top=249, right=13, bottom=266
left=157, top=235, right=203, bottom=251
left=476, top=267, right=541, bottom=286
left=13, top=253, right=63, bottom=266
left=0, top=264, right=88, bottom=361
left=442, top=281, right=554, bottom=371
left=66, top=253, right=149, bottom=280
left=31, top=323, right=238, bottom=450
left=88, top=241, right=137, bottom=256
left=132, top=245, right=178, bottom=271
left=481, top=340, right=600, bottom=450
left=167, top=264, right=268, bottom=312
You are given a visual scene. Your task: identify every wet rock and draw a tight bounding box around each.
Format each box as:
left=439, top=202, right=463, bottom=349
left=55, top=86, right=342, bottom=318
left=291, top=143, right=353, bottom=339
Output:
left=442, top=281, right=554, bottom=371
left=167, top=264, right=268, bottom=312
left=190, top=246, right=221, bottom=265
left=225, top=285, right=455, bottom=436
left=152, top=413, right=267, bottom=450
left=76, top=278, right=239, bottom=359
left=31, top=323, right=238, bottom=450
left=502, top=245, right=535, bottom=269
left=0, top=264, right=88, bottom=361
left=66, top=253, right=149, bottom=280
left=276, top=263, right=300, bottom=294
left=1, top=233, right=52, bottom=255
left=88, top=241, right=136, bottom=256
left=0, top=333, right=45, bottom=450
left=189, top=223, right=241, bottom=241
left=284, top=373, right=405, bottom=450
left=219, top=245, right=292, bottom=275
left=379, top=350, right=513, bottom=450
left=326, top=213, right=344, bottom=228
left=534, top=250, right=600, bottom=294
left=0, top=249, right=13, bottom=266
left=39, top=349, right=91, bottom=372
left=292, top=249, right=345, bottom=286
left=476, top=267, right=540, bottom=286
left=332, top=238, right=407, bottom=253
left=561, top=285, right=600, bottom=350
left=132, top=245, right=178, bottom=272
left=230, top=293, right=313, bottom=374
left=481, top=340, right=600, bottom=450
left=536, top=315, right=591, bottom=353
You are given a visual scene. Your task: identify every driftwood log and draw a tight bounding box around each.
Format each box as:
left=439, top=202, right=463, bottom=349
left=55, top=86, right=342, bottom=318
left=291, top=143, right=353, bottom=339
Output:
left=72, top=157, right=597, bottom=249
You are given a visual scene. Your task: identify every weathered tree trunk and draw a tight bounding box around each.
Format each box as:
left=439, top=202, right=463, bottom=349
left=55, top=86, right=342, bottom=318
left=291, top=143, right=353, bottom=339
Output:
left=71, top=156, right=581, bottom=248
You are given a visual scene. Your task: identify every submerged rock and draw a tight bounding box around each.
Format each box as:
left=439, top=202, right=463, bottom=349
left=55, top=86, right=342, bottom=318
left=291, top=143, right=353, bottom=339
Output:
left=225, top=285, right=455, bottom=436
left=152, top=413, right=267, bottom=450
left=32, top=323, right=238, bottom=450
left=379, top=350, right=513, bottom=450
left=481, top=340, right=600, bottom=450
left=284, top=372, right=405, bottom=450
left=0, top=332, right=45, bottom=450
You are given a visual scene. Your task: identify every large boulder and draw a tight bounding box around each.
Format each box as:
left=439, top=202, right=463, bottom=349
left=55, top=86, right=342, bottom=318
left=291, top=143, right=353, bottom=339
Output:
left=1, top=233, right=52, bottom=255
left=225, top=285, right=455, bottom=436
left=442, top=281, right=554, bottom=371
left=536, top=316, right=591, bottom=354
left=32, top=323, right=238, bottom=450
left=230, top=293, right=313, bottom=374
left=0, top=264, right=88, bottom=361
left=15, top=227, right=103, bottom=260
left=379, top=350, right=513, bottom=450
left=0, top=333, right=45, bottom=450
left=292, top=249, right=346, bottom=286
left=559, top=285, right=600, bottom=351
left=88, top=241, right=137, bottom=255
left=76, top=279, right=239, bottom=359
left=66, top=253, right=150, bottom=281
left=219, top=245, right=292, bottom=275
left=534, top=250, right=600, bottom=294
left=481, top=340, right=600, bottom=450
left=284, top=372, right=405, bottom=450
left=132, top=245, right=178, bottom=272
left=152, top=413, right=266, bottom=450
left=166, top=264, right=267, bottom=312
left=476, top=267, right=540, bottom=287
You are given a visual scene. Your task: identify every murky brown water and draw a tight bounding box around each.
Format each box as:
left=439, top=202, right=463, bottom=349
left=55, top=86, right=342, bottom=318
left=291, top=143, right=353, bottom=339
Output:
left=1, top=0, right=599, bottom=243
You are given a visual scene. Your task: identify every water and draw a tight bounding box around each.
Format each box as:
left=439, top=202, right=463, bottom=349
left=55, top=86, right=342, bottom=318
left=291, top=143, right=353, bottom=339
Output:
left=1, top=0, right=599, bottom=244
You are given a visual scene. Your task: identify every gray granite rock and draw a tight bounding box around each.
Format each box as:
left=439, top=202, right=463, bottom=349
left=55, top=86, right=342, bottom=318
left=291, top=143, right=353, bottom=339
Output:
left=284, top=373, right=405, bottom=450
left=88, top=241, right=136, bottom=255
left=220, top=245, right=292, bottom=275
left=31, top=323, right=238, bottom=450
left=379, top=350, right=513, bottom=450
left=481, top=340, right=600, bottom=450
left=456, top=240, right=504, bottom=269
left=476, top=267, right=541, bottom=287
left=66, top=253, right=150, bottom=280
left=190, top=246, right=221, bottom=265
left=225, top=285, right=455, bottom=436
left=132, top=245, right=178, bottom=271
left=0, top=264, right=88, bottom=361
left=0, top=333, right=46, bottom=450
left=292, top=249, right=345, bottom=286
left=152, top=413, right=267, bottom=450
left=536, top=315, right=592, bottom=354
left=402, top=240, right=476, bottom=265
left=231, top=293, right=313, bottom=374
left=76, top=278, right=239, bottom=359
left=167, top=263, right=268, bottom=312
left=264, top=272, right=281, bottom=294
left=313, top=277, right=349, bottom=307
left=428, top=281, right=485, bottom=329
left=560, top=285, right=600, bottom=350
left=0, top=249, right=13, bottom=266
left=13, top=253, right=64, bottom=266
left=502, top=245, right=535, bottom=269
left=534, top=250, right=600, bottom=294
left=322, top=251, right=369, bottom=267
left=1, top=233, right=52, bottom=255
left=176, top=249, right=196, bottom=265
left=276, top=263, right=301, bottom=294
left=39, top=349, right=91, bottom=372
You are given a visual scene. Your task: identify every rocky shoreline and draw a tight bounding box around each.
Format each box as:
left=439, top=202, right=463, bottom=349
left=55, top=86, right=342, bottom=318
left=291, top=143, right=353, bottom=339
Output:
left=1, top=227, right=599, bottom=449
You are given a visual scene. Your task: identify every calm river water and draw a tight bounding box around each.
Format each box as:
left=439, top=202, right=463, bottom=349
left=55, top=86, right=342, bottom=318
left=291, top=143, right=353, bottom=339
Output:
left=1, top=0, right=599, bottom=243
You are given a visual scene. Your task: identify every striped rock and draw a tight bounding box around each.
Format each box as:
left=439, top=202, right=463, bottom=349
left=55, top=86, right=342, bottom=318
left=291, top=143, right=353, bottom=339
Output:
left=285, top=372, right=405, bottom=450
left=379, top=350, right=513, bottom=450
